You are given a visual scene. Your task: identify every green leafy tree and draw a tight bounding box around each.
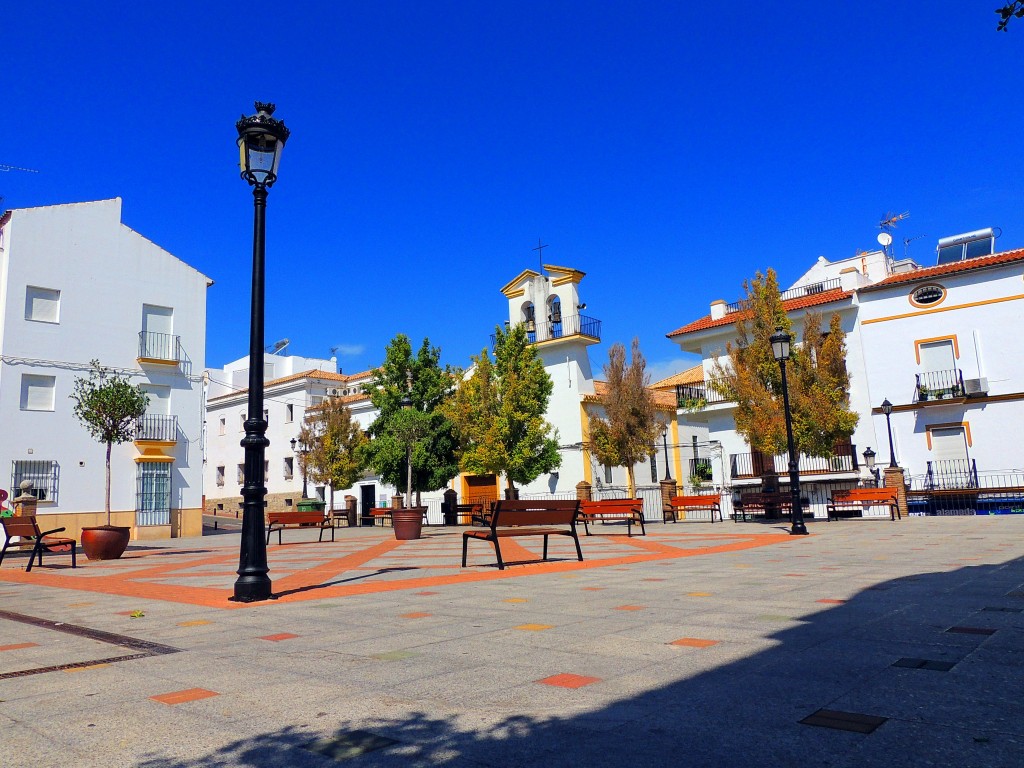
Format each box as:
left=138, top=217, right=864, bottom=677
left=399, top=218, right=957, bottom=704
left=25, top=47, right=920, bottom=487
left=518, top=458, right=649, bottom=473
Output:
left=70, top=361, right=149, bottom=525
left=997, top=1, right=1024, bottom=30
left=362, top=335, right=460, bottom=503
left=588, top=339, right=666, bottom=497
left=298, top=397, right=369, bottom=512
left=445, top=323, right=561, bottom=492
left=712, top=269, right=858, bottom=460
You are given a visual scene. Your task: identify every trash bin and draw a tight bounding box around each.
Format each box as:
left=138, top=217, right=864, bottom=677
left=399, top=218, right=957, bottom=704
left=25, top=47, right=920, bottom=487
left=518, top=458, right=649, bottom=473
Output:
left=296, top=499, right=326, bottom=514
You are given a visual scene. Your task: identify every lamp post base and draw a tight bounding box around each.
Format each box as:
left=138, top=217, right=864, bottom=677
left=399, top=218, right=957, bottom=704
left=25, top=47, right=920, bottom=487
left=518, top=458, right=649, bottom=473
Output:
left=230, top=577, right=275, bottom=603
left=789, top=522, right=809, bottom=536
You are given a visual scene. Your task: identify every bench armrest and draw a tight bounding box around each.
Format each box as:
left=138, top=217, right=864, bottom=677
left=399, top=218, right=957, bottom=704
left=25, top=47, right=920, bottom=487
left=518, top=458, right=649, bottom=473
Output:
left=39, top=526, right=68, bottom=538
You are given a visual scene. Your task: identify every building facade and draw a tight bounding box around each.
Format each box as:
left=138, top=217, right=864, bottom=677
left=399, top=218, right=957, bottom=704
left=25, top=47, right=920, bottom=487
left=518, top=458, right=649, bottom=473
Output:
left=0, top=198, right=210, bottom=542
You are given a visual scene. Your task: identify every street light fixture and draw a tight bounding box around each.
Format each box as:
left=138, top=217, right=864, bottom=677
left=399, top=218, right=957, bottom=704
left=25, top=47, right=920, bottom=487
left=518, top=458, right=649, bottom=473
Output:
left=290, top=437, right=309, bottom=499
left=662, top=429, right=673, bottom=482
left=880, top=398, right=898, bottom=468
left=400, top=382, right=414, bottom=509
left=769, top=326, right=808, bottom=536
left=862, top=446, right=879, bottom=486
left=232, top=102, right=290, bottom=604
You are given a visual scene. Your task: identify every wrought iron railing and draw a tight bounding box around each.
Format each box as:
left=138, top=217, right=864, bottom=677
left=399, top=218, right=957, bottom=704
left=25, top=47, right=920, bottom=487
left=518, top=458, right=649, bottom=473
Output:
left=491, top=314, right=601, bottom=348
left=689, top=458, right=713, bottom=482
left=731, top=443, right=858, bottom=479
left=676, top=380, right=731, bottom=408
left=914, top=369, right=965, bottom=402
left=138, top=331, right=181, bottom=362
left=922, top=458, right=978, bottom=490
left=10, top=460, right=59, bottom=503
left=724, top=278, right=841, bottom=314
left=135, top=414, right=178, bottom=442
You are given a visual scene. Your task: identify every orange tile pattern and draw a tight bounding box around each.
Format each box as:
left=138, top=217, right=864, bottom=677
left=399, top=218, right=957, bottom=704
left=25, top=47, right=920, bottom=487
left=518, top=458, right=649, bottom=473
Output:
left=538, top=673, right=601, bottom=688
left=0, top=530, right=794, bottom=609
left=0, top=642, right=38, bottom=652
left=259, top=633, right=299, bottom=642
left=150, top=688, right=219, bottom=705
left=670, top=638, right=719, bottom=648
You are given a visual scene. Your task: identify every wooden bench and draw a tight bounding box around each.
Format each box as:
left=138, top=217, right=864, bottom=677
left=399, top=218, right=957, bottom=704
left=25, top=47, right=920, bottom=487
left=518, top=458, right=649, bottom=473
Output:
left=0, top=515, right=77, bottom=571
left=462, top=499, right=583, bottom=570
left=578, top=499, right=646, bottom=536
left=265, top=511, right=335, bottom=545
left=456, top=503, right=485, bottom=526
left=827, top=487, right=900, bottom=521
left=666, top=495, right=723, bottom=524
left=733, top=492, right=793, bottom=522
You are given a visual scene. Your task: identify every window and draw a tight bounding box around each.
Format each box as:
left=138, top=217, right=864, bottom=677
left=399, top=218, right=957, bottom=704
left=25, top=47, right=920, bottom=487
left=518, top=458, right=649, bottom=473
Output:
left=219, top=416, right=226, bottom=435
left=284, top=457, right=294, bottom=480
left=910, top=284, right=946, bottom=308
left=311, top=396, right=325, bottom=406
left=11, top=460, right=59, bottom=503
left=239, top=412, right=246, bottom=431
left=927, top=424, right=973, bottom=489
left=237, top=464, right=244, bottom=484
left=286, top=404, right=294, bottom=422
left=649, top=453, right=658, bottom=483
left=140, top=304, right=176, bottom=360
left=216, top=465, right=225, bottom=487
left=603, top=465, right=613, bottom=484
left=136, top=462, right=171, bottom=526
left=263, top=408, right=269, bottom=425
left=20, top=374, right=56, bottom=411
left=25, top=286, right=60, bottom=323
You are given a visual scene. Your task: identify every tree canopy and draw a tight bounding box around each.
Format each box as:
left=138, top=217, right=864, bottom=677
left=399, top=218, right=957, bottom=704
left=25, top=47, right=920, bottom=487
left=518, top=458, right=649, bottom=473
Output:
left=362, top=334, right=460, bottom=501
left=297, top=396, right=368, bottom=507
left=70, top=360, right=149, bottom=521
left=997, top=2, right=1024, bottom=30
left=444, top=323, right=561, bottom=489
left=588, top=338, right=665, bottom=497
left=713, top=269, right=858, bottom=460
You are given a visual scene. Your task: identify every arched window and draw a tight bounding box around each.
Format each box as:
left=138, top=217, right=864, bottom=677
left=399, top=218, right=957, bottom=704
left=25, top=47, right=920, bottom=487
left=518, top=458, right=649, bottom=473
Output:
left=548, top=296, right=563, bottom=338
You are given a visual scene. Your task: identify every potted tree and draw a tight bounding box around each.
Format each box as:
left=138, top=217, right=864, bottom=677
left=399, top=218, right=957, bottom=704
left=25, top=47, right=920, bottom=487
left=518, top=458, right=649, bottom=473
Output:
left=71, top=361, right=148, bottom=560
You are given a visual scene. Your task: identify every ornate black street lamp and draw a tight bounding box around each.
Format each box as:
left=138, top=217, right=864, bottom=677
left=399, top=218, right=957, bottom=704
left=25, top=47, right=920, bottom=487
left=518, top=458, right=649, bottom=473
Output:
left=862, top=447, right=880, bottom=486
left=400, top=375, right=414, bottom=509
left=880, top=398, right=898, bottom=468
left=770, top=327, right=808, bottom=535
left=232, top=102, right=289, bottom=603
left=662, top=429, right=673, bottom=482
left=290, top=437, right=309, bottom=499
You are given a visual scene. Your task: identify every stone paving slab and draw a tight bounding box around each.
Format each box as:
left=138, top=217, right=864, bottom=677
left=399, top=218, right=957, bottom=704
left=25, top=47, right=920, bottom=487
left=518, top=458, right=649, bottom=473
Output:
left=1, top=517, right=1023, bottom=766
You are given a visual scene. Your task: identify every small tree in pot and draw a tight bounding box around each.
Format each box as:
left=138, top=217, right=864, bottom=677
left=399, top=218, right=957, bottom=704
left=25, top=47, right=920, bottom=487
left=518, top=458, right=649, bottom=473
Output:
left=71, top=361, right=148, bottom=559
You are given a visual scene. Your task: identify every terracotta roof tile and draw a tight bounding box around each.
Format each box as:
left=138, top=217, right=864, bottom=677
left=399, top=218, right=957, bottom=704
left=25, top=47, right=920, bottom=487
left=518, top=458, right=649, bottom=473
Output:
left=666, top=288, right=853, bottom=338
left=650, top=364, right=704, bottom=389
left=859, top=247, right=1024, bottom=291
left=208, top=368, right=376, bottom=402
left=583, top=380, right=676, bottom=409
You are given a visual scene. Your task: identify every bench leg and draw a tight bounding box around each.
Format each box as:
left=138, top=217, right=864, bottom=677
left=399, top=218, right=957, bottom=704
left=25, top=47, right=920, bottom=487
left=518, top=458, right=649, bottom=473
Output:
left=637, top=515, right=646, bottom=536
left=542, top=534, right=549, bottom=561
left=461, top=534, right=469, bottom=567
left=582, top=519, right=591, bottom=536
left=27, top=541, right=44, bottom=572
left=493, top=538, right=505, bottom=570
left=572, top=531, right=583, bottom=561
left=266, top=526, right=273, bottom=545
left=0, top=540, right=8, bottom=568
left=70, top=544, right=77, bottom=569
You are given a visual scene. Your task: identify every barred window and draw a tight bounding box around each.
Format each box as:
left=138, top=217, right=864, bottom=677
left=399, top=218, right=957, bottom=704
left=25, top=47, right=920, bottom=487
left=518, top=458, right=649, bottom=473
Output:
left=11, top=460, right=60, bottom=503
left=649, top=453, right=658, bottom=484
left=216, top=465, right=225, bottom=487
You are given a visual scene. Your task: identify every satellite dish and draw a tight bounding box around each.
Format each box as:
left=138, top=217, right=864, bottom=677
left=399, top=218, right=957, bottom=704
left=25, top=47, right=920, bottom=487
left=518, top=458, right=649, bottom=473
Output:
left=877, top=232, right=893, bottom=247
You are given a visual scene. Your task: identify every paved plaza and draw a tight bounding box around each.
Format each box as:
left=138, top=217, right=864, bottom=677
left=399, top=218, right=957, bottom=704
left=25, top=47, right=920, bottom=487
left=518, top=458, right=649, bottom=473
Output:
left=2, top=516, right=1023, bottom=767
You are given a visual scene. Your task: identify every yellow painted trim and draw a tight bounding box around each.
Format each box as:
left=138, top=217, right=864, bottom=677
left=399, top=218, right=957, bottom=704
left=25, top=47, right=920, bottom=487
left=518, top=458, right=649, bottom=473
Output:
left=914, top=335, right=960, bottom=364
left=500, top=269, right=540, bottom=298
left=504, top=288, right=526, bottom=298
left=551, top=274, right=580, bottom=287
left=134, top=439, right=176, bottom=448
left=925, top=421, right=972, bottom=450
left=908, top=283, right=948, bottom=309
left=543, top=264, right=586, bottom=282
left=134, top=455, right=175, bottom=463
left=862, top=293, right=1024, bottom=325
left=534, top=333, right=600, bottom=348
left=671, top=419, right=682, bottom=483
left=136, top=357, right=180, bottom=366
left=579, top=402, right=593, bottom=485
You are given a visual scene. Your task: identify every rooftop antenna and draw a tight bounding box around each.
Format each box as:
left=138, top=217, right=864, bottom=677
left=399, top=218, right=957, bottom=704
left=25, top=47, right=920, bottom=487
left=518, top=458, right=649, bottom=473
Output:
left=903, top=233, right=927, bottom=260
left=329, top=346, right=340, bottom=357
left=265, top=338, right=289, bottom=355
left=0, top=163, right=40, bottom=216
left=533, top=238, right=548, bottom=274
left=879, top=211, right=910, bottom=232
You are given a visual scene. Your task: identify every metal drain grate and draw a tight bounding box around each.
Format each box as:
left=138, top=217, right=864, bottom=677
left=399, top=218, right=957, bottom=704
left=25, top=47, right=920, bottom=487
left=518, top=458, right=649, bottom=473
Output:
left=0, top=609, right=180, bottom=678
left=981, top=606, right=1023, bottom=613
left=946, top=626, right=997, bottom=636
left=891, top=657, right=956, bottom=672
left=800, top=709, right=888, bottom=734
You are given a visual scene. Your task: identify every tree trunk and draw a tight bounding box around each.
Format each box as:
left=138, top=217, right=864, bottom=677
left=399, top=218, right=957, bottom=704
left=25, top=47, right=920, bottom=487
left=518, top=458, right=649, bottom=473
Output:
left=626, top=466, right=636, bottom=499
left=105, top=441, right=112, bottom=526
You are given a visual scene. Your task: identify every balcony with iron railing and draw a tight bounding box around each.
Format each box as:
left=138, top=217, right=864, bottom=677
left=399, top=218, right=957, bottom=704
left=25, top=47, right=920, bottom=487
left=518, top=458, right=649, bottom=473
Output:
left=922, top=458, right=978, bottom=490
left=135, top=414, right=178, bottom=443
left=723, top=278, right=842, bottom=314
left=688, top=457, right=713, bottom=482
left=491, top=314, right=602, bottom=348
left=914, top=369, right=965, bottom=402
left=730, top=442, right=859, bottom=479
left=138, top=331, right=182, bottom=365
left=675, top=380, right=732, bottom=409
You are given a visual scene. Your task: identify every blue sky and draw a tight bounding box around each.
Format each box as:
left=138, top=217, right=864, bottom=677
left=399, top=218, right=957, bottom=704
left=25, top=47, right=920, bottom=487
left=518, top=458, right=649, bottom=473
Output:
left=4, top=2, right=1023, bottom=382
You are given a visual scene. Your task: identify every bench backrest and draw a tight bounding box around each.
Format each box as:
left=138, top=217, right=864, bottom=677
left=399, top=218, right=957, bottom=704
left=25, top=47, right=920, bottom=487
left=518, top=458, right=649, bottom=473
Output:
left=267, top=511, right=325, bottom=525
left=670, top=495, right=720, bottom=509
left=491, top=499, right=580, bottom=528
left=456, top=503, right=483, bottom=514
left=832, top=488, right=897, bottom=504
left=580, top=499, right=642, bottom=514
left=1, top=515, right=42, bottom=539
left=739, top=493, right=791, bottom=504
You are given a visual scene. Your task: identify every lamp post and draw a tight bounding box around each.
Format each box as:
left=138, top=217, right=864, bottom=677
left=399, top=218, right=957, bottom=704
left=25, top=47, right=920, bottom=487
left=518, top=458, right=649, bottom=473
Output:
left=232, top=102, right=289, bottom=603
left=662, top=429, right=673, bottom=481
left=880, top=398, right=897, bottom=468
left=400, top=386, right=414, bottom=509
left=290, top=437, right=309, bottom=499
left=862, top=447, right=879, bottom=486
left=770, top=327, right=808, bottom=536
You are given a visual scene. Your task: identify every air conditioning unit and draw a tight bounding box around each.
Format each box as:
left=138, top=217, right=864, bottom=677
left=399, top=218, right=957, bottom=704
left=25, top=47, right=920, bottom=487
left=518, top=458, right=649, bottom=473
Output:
left=327, top=387, right=340, bottom=396
left=963, top=378, right=989, bottom=397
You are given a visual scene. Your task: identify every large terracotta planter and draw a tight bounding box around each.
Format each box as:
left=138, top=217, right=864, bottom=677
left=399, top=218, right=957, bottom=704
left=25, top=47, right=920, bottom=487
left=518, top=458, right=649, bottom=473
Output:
left=392, top=508, right=426, bottom=540
left=81, top=525, right=131, bottom=560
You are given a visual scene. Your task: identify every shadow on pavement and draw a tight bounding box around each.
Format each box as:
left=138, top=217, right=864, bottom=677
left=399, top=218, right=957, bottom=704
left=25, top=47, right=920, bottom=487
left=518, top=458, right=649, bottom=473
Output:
left=134, top=557, right=1024, bottom=768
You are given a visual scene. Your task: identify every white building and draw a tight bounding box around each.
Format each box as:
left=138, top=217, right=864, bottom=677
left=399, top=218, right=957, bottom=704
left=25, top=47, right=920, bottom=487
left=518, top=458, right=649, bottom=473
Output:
left=0, top=198, right=210, bottom=541
left=666, top=226, right=1024, bottom=516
